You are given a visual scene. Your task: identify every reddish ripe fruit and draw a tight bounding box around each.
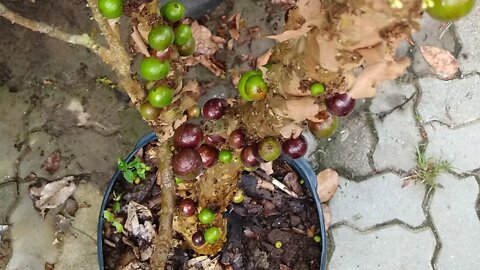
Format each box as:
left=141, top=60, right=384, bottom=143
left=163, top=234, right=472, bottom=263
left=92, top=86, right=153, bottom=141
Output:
left=204, top=134, right=226, bottom=146
left=179, top=198, right=197, bottom=216
left=240, top=145, right=260, bottom=168
left=173, top=123, right=204, bottom=149
left=307, top=111, right=339, bottom=139
left=197, top=144, right=219, bottom=168
left=326, top=93, right=355, bottom=117
left=202, top=98, right=228, bottom=120
left=172, top=149, right=203, bottom=180
left=229, top=129, right=246, bottom=149
left=282, top=136, right=308, bottom=159
left=192, top=231, right=205, bottom=246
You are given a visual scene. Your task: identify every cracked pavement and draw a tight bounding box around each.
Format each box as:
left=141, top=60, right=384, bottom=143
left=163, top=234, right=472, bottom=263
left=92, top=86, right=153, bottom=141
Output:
left=306, top=3, right=480, bottom=269
left=1, top=0, right=480, bottom=270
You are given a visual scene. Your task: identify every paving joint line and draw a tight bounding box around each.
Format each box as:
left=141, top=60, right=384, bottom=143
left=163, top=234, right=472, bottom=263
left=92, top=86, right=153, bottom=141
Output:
left=421, top=118, right=480, bottom=130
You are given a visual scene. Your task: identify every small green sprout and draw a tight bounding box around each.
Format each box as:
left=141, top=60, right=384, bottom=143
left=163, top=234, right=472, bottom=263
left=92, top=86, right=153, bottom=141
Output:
left=299, top=178, right=305, bottom=185
left=103, top=210, right=124, bottom=233
left=275, top=240, right=283, bottom=249
left=112, top=191, right=122, bottom=214
left=117, top=157, right=151, bottom=184
left=313, top=235, right=321, bottom=243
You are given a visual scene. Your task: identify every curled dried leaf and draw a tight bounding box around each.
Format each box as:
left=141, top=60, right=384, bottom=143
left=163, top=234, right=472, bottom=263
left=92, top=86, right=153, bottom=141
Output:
left=316, top=169, right=339, bottom=202
left=420, top=46, right=458, bottom=80
left=322, top=203, right=331, bottom=231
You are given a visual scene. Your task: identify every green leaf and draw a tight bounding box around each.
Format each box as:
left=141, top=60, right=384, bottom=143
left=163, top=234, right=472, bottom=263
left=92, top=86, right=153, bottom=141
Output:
left=127, top=157, right=140, bottom=169
left=113, top=201, right=121, bottom=214
left=123, top=169, right=137, bottom=183
left=137, top=168, right=146, bottom=179
left=117, top=158, right=127, bottom=171
left=103, top=210, right=115, bottom=222
left=112, top=221, right=124, bottom=233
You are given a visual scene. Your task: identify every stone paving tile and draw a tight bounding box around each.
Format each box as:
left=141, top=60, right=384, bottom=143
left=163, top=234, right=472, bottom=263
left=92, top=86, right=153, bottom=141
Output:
left=0, top=183, right=18, bottom=224
left=418, top=75, right=480, bottom=125
left=0, top=87, right=29, bottom=183
left=411, top=14, right=458, bottom=77
left=5, top=182, right=59, bottom=270
left=329, top=225, right=436, bottom=270
left=310, top=111, right=375, bottom=179
left=55, top=182, right=102, bottom=270
left=425, top=122, right=480, bottom=172
left=329, top=173, right=426, bottom=229
left=456, top=2, right=480, bottom=74
left=372, top=99, right=420, bottom=172
left=369, top=80, right=416, bottom=115
left=430, top=174, right=480, bottom=270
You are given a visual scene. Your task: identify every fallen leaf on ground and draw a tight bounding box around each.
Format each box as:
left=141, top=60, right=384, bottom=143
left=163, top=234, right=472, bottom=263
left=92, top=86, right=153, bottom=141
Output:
left=29, top=176, right=77, bottom=217
left=260, top=161, right=274, bottom=175
left=316, top=168, right=339, bottom=202
left=124, top=201, right=156, bottom=261
left=420, top=45, right=458, bottom=80
left=278, top=122, right=303, bottom=139
left=256, top=49, right=272, bottom=68
left=322, top=203, right=331, bottom=231
left=191, top=21, right=220, bottom=55
left=195, top=55, right=225, bottom=76
left=43, top=151, right=61, bottom=174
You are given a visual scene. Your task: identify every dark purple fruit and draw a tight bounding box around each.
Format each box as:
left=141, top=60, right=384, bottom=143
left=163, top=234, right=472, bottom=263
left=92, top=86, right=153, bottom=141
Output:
left=326, top=93, right=355, bottom=117
left=229, top=129, right=246, bottom=149
left=172, top=149, right=203, bottom=180
left=192, top=231, right=205, bottom=246
left=197, top=144, right=219, bottom=168
left=202, top=98, right=228, bottom=120
left=173, top=123, right=204, bottom=149
left=282, top=136, right=308, bottom=159
left=240, top=145, right=260, bottom=168
left=204, top=134, right=226, bottom=146
left=307, top=111, right=339, bottom=139
left=258, top=137, right=282, bottom=162
left=179, top=198, right=197, bottom=216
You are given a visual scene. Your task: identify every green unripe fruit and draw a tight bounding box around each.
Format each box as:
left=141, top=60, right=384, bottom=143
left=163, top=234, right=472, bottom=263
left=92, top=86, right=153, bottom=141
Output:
left=204, top=227, right=221, bottom=244
left=238, top=70, right=262, bottom=101
left=139, top=57, right=170, bottom=81
left=245, top=75, right=268, bottom=101
left=148, top=86, right=174, bottom=108
left=310, top=83, right=325, bottom=96
left=178, top=37, right=196, bottom=56
left=174, top=24, right=193, bottom=46
left=98, top=0, right=123, bottom=19
left=198, top=208, right=215, bottom=224
left=161, top=1, right=185, bottom=22
left=139, top=102, right=160, bottom=120
left=426, top=0, right=475, bottom=21
left=218, top=150, right=233, bottom=163
left=232, top=189, right=245, bottom=203
left=258, top=137, right=282, bottom=162
left=148, top=25, right=175, bottom=51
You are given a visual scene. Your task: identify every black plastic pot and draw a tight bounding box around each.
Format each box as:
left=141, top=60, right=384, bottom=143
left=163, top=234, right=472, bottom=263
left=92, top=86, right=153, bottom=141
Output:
left=97, top=132, right=327, bottom=269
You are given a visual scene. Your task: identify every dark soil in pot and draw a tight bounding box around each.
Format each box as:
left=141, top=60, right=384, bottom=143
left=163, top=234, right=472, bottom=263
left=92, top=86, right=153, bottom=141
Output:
left=100, top=141, right=323, bottom=270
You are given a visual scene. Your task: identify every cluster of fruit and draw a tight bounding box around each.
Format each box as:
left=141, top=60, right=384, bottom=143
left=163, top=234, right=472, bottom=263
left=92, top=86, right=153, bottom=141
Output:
left=98, top=0, right=194, bottom=121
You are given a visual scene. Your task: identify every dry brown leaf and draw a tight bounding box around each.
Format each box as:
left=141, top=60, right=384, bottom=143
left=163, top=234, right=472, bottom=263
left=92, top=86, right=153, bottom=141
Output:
left=267, top=21, right=316, bottom=42
left=256, top=49, right=272, bottom=69
left=131, top=27, right=150, bottom=57
left=349, top=57, right=411, bottom=99
left=195, top=55, right=225, bottom=76
left=259, top=161, right=274, bottom=176
left=124, top=201, right=156, bottom=261
left=273, top=96, right=320, bottom=123
left=43, top=151, right=61, bottom=174
left=316, top=169, right=339, bottom=202
left=278, top=122, right=303, bottom=139
left=29, top=176, right=77, bottom=217
left=420, top=46, right=458, bottom=80
left=322, top=203, right=331, bottom=231
left=191, top=21, right=219, bottom=55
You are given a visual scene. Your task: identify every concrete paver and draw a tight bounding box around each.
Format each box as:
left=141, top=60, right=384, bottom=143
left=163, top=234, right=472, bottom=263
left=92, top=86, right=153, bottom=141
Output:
left=329, top=225, right=436, bottom=270
left=330, top=173, right=426, bottom=229
left=456, top=3, right=480, bottom=74
left=431, top=175, right=480, bottom=270
left=425, top=122, right=480, bottom=172
left=0, top=183, right=17, bottom=224
left=418, top=75, right=480, bottom=125
left=372, top=100, right=420, bottom=172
